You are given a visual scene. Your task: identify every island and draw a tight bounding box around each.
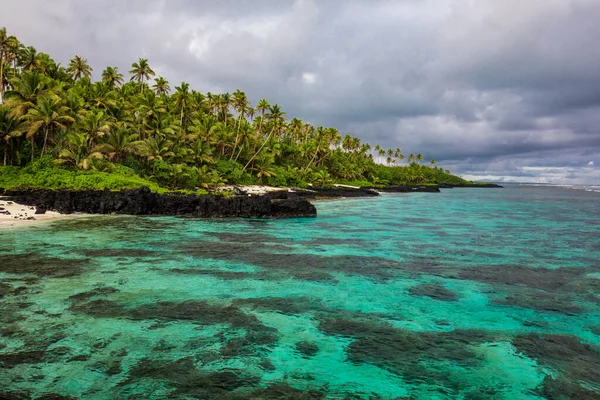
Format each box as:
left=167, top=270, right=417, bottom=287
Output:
left=0, top=27, right=500, bottom=220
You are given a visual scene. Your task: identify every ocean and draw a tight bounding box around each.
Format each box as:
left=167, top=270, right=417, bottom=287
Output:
left=1, top=185, right=599, bottom=399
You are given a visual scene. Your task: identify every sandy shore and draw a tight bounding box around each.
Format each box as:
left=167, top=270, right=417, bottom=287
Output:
left=0, top=197, right=85, bottom=228
left=217, top=185, right=292, bottom=195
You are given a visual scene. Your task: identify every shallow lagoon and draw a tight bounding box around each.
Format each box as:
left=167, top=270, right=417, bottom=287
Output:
left=1, top=185, right=600, bottom=399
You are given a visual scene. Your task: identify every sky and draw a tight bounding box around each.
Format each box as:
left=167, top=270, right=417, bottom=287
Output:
left=4, top=0, right=600, bottom=184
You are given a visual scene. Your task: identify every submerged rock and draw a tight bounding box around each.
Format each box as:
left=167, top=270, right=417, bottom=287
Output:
left=295, top=341, right=320, bottom=357
left=512, top=333, right=600, bottom=398
left=408, top=284, right=459, bottom=301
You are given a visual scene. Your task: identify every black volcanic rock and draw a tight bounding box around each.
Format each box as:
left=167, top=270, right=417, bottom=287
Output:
left=34, top=206, right=47, bottom=214
left=2, top=187, right=317, bottom=219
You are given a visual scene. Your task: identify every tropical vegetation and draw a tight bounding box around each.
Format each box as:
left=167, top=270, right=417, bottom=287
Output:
left=0, top=27, right=468, bottom=192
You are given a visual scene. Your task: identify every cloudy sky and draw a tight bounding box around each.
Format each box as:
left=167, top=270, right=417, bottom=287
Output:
left=4, top=0, right=600, bottom=183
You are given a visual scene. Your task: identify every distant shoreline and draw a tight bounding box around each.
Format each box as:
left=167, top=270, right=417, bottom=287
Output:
left=0, top=183, right=503, bottom=227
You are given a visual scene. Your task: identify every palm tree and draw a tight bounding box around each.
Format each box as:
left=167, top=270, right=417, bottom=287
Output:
left=95, top=126, right=139, bottom=163
left=0, top=105, right=25, bottom=165
left=24, top=95, right=74, bottom=160
left=56, top=131, right=104, bottom=170
left=76, top=109, right=112, bottom=148
left=102, top=66, right=124, bottom=87
left=219, top=93, right=231, bottom=126
left=5, top=35, right=21, bottom=79
left=255, top=98, right=269, bottom=135
left=243, top=104, right=285, bottom=171
left=312, top=169, right=333, bottom=187
left=129, top=58, right=155, bottom=90
left=137, top=135, right=174, bottom=162
left=66, top=55, right=93, bottom=80
left=251, top=152, right=277, bottom=184
left=18, top=46, right=41, bottom=72
left=172, top=82, right=190, bottom=127
left=152, top=76, right=170, bottom=95
left=231, top=89, right=248, bottom=160
left=0, top=28, right=17, bottom=103
left=4, top=71, right=49, bottom=118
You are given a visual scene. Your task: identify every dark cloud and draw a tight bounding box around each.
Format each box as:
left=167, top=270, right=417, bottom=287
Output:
left=3, top=0, right=600, bottom=183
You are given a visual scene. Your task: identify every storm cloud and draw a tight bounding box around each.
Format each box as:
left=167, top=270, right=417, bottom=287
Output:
left=4, top=0, right=600, bottom=183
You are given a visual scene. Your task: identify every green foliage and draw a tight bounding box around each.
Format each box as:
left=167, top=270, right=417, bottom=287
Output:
left=0, top=163, right=166, bottom=193
left=266, top=166, right=308, bottom=187
left=0, top=26, right=468, bottom=191
left=215, top=159, right=254, bottom=185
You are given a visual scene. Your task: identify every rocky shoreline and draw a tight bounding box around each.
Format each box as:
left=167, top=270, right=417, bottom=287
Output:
left=1, top=183, right=502, bottom=220
left=1, top=187, right=317, bottom=219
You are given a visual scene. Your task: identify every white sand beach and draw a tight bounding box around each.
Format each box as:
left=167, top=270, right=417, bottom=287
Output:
left=217, top=185, right=291, bottom=195
left=0, top=197, right=82, bottom=228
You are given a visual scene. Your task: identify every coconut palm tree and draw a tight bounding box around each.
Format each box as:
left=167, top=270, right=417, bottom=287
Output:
left=0, top=28, right=17, bottom=103
left=251, top=152, right=277, bottom=184
left=172, top=82, right=190, bottom=127
left=24, top=95, right=74, bottom=160
left=76, top=109, right=112, bottom=148
left=243, top=104, right=285, bottom=171
left=231, top=89, right=248, bottom=160
left=0, top=105, right=25, bottom=165
left=95, top=126, right=139, bottom=163
left=57, top=131, right=104, bottom=170
left=18, top=46, right=41, bottom=72
left=66, top=55, right=93, bottom=80
left=152, top=76, right=170, bottom=95
left=137, top=135, right=174, bottom=162
left=129, top=58, right=155, bottom=89
left=102, top=66, right=124, bottom=88
left=255, top=98, right=270, bottom=135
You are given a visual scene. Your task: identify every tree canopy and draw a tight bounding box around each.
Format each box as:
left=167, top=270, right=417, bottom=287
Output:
left=0, top=27, right=466, bottom=191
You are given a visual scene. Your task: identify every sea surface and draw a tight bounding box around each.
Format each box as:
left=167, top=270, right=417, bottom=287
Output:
left=1, top=185, right=600, bottom=399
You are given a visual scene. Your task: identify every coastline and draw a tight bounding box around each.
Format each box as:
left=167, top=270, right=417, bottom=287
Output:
left=0, top=183, right=503, bottom=224
left=0, top=197, right=88, bottom=228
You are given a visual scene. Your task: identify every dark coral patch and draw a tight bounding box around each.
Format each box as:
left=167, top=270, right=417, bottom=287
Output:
left=211, top=232, right=288, bottom=244
left=36, top=395, right=79, bottom=400
left=0, top=254, right=90, bottom=278
left=319, top=318, right=495, bottom=393
left=180, top=239, right=400, bottom=282
left=0, top=391, right=31, bottom=400
left=69, top=299, right=261, bottom=327
left=168, top=268, right=260, bottom=280
left=493, top=290, right=583, bottom=314
left=79, top=248, right=159, bottom=258
left=512, top=334, right=600, bottom=399
left=69, top=299, right=280, bottom=358
left=68, top=286, right=120, bottom=302
left=295, top=341, right=319, bottom=357
left=0, top=351, right=46, bottom=368
left=234, top=296, right=323, bottom=316
left=123, top=357, right=260, bottom=397
left=246, top=384, right=325, bottom=399
left=408, top=284, right=458, bottom=301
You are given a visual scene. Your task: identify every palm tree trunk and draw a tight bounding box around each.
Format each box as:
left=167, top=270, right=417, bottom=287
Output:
left=0, top=50, right=4, bottom=104
left=306, top=138, right=322, bottom=169
left=41, top=127, right=49, bottom=158
left=230, top=112, right=243, bottom=160
left=243, top=125, right=275, bottom=172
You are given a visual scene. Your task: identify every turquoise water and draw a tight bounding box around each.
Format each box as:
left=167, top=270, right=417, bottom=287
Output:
left=1, top=185, right=600, bottom=399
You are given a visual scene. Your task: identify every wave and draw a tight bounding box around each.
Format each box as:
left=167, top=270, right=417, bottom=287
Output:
left=516, top=183, right=600, bottom=193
